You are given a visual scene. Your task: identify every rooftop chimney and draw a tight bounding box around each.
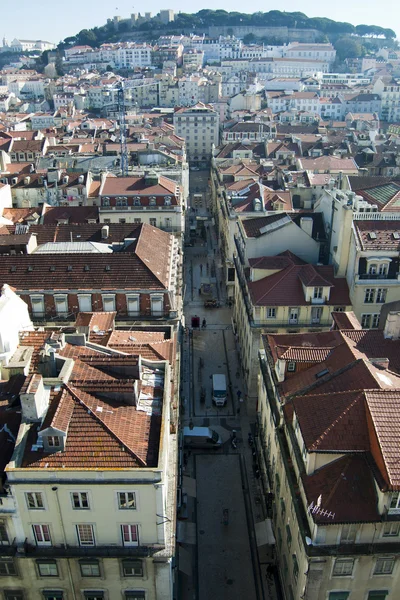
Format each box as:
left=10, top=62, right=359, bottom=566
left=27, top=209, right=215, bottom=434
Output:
left=20, top=374, right=48, bottom=422
left=384, top=311, right=400, bottom=340
left=299, top=216, right=313, bottom=238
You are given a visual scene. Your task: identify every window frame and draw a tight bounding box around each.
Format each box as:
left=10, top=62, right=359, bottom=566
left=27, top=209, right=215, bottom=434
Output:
left=374, top=556, right=395, bottom=576
left=124, top=593, right=146, bottom=600
left=33, top=524, right=52, bottom=546
left=76, top=524, right=95, bottom=547
left=83, top=591, right=104, bottom=600
left=37, top=559, right=59, bottom=578
left=121, top=559, right=144, bottom=578
left=332, top=557, right=354, bottom=577
left=71, top=491, right=90, bottom=510
left=121, top=524, right=139, bottom=547
left=0, top=558, right=17, bottom=576
left=118, top=491, right=137, bottom=510
left=48, top=436, right=61, bottom=448
left=4, top=592, right=25, bottom=600
left=79, top=559, right=101, bottom=578
left=26, top=491, right=45, bottom=510
left=364, top=288, right=375, bottom=303
left=383, top=522, right=400, bottom=537
left=266, top=307, right=276, bottom=319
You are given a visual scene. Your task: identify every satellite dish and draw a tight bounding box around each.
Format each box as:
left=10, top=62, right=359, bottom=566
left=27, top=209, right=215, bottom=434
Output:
left=92, top=325, right=100, bottom=333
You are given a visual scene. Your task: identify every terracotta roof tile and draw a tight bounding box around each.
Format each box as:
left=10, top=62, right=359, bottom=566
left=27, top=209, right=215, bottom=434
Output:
left=302, top=455, right=379, bottom=523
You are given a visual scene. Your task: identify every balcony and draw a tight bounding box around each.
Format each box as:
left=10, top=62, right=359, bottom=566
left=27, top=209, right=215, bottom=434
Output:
left=12, top=542, right=165, bottom=559
left=355, top=273, right=400, bottom=283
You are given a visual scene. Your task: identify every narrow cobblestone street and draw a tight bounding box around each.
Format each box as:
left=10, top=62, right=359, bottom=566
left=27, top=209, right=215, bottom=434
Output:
left=178, top=170, right=281, bottom=600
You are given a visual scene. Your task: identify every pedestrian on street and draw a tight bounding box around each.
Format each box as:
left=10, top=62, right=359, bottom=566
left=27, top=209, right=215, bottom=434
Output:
left=213, top=248, right=216, bottom=255
left=237, top=406, right=241, bottom=415
left=237, top=389, right=242, bottom=401
left=202, top=318, right=207, bottom=329
left=200, top=263, right=203, bottom=274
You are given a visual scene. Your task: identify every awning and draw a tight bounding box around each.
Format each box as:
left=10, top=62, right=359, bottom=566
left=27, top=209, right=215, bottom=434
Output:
left=182, top=475, right=197, bottom=497
left=178, top=545, right=192, bottom=575
left=255, top=518, right=276, bottom=547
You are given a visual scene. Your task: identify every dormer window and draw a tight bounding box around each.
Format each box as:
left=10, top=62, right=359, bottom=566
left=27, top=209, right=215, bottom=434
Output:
left=133, top=196, right=141, bottom=206
left=164, top=196, right=172, bottom=206
left=103, top=197, right=110, bottom=207
left=368, top=264, right=377, bottom=275
left=149, top=196, right=156, bottom=206
left=48, top=436, right=61, bottom=448
left=313, top=287, right=323, bottom=299
left=389, top=491, right=400, bottom=514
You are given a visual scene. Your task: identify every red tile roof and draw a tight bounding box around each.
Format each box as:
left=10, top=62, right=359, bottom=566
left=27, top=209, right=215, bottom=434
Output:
left=302, top=455, right=380, bottom=523
left=353, top=220, right=400, bottom=251
left=248, top=260, right=350, bottom=307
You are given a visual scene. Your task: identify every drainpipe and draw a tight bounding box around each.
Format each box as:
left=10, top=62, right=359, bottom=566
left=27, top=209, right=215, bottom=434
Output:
left=52, top=486, right=77, bottom=600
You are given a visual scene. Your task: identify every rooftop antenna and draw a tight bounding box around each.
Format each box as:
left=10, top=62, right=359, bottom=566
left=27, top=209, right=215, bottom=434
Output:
left=117, top=82, right=128, bottom=177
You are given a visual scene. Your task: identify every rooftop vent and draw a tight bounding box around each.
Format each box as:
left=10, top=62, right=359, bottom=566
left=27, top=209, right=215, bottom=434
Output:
left=369, top=232, right=377, bottom=240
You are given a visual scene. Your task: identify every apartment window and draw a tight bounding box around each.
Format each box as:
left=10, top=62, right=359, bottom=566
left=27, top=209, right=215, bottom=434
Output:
left=80, top=560, right=101, bottom=578
left=340, top=523, right=357, bottom=543
left=151, top=295, right=164, bottom=317
left=0, top=522, right=9, bottom=545
left=124, top=593, right=145, bottom=600
left=267, top=307, right=276, bottom=319
left=287, top=362, right=296, bottom=372
left=374, top=557, right=395, bottom=575
left=0, top=559, right=17, bottom=576
left=118, top=492, right=137, bottom=510
left=372, top=314, right=380, bottom=328
left=4, top=592, right=25, bottom=600
left=361, top=314, right=371, bottom=328
left=280, top=498, right=286, bottom=518
left=376, top=288, right=387, bottom=303
left=78, top=294, right=92, bottom=312
left=378, top=264, right=388, bottom=275
left=367, top=592, right=388, bottom=600
left=333, top=558, right=354, bottom=576
left=292, top=554, right=299, bottom=583
left=77, top=524, right=95, bottom=547
left=134, top=218, right=141, bottom=224
left=54, top=295, right=68, bottom=315
left=31, top=295, right=45, bottom=316
left=313, top=287, right=323, bottom=299
left=37, top=560, right=58, bottom=577
left=133, top=197, right=141, bottom=206
left=102, top=294, right=116, bottom=312
left=121, top=524, right=139, bottom=546
left=383, top=522, right=400, bottom=537
left=122, top=559, right=143, bottom=577
left=328, top=593, right=350, bottom=600
left=149, top=218, right=157, bottom=227
left=364, top=288, right=375, bottom=303
left=83, top=593, right=104, bottom=600
left=33, top=524, right=51, bottom=546
left=48, top=436, right=61, bottom=448
left=102, top=198, right=110, bottom=207
left=71, top=492, right=90, bottom=509
left=286, top=524, right=292, bottom=547
left=390, top=491, right=400, bottom=513
left=26, top=492, right=44, bottom=509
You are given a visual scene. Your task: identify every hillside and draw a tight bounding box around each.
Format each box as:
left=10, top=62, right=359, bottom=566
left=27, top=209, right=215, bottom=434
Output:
left=58, top=10, right=396, bottom=52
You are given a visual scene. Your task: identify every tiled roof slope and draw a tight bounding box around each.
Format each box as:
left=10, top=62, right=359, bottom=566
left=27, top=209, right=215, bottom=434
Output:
left=0, top=224, right=172, bottom=291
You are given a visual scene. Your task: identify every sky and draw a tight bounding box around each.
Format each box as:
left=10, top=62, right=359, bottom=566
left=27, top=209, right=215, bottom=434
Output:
left=2, top=0, right=398, bottom=43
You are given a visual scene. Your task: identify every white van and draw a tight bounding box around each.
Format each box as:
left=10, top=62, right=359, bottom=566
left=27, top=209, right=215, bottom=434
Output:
left=183, top=426, right=222, bottom=449
left=212, top=374, right=227, bottom=407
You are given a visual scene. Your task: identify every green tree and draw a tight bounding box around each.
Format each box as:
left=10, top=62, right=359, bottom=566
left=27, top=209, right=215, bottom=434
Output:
left=334, top=37, right=362, bottom=61
left=243, top=33, right=257, bottom=44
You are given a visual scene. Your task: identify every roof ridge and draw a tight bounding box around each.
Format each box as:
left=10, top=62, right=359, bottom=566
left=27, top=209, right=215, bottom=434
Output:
left=65, top=383, right=146, bottom=467
left=288, top=358, right=362, bottom=399
left=309, top=392, right=365, bottom=451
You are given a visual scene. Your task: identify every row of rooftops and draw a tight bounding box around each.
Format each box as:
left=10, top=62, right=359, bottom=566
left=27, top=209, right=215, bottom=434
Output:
left=0, top=313, right=176, bottom=474
left=263, top=310, right=400, bottom=524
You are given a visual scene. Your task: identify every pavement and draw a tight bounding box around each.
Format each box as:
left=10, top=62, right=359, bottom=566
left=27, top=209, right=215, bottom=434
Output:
left=177, top=170, right=281, bottom=600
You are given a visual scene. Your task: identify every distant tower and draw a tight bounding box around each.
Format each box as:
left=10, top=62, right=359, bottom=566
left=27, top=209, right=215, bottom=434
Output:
left=3, top=36, right=9, bottom=48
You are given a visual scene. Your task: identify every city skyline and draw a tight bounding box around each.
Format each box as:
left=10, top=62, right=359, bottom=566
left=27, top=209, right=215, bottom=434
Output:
left=2, top=0, right=398, bottom=44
